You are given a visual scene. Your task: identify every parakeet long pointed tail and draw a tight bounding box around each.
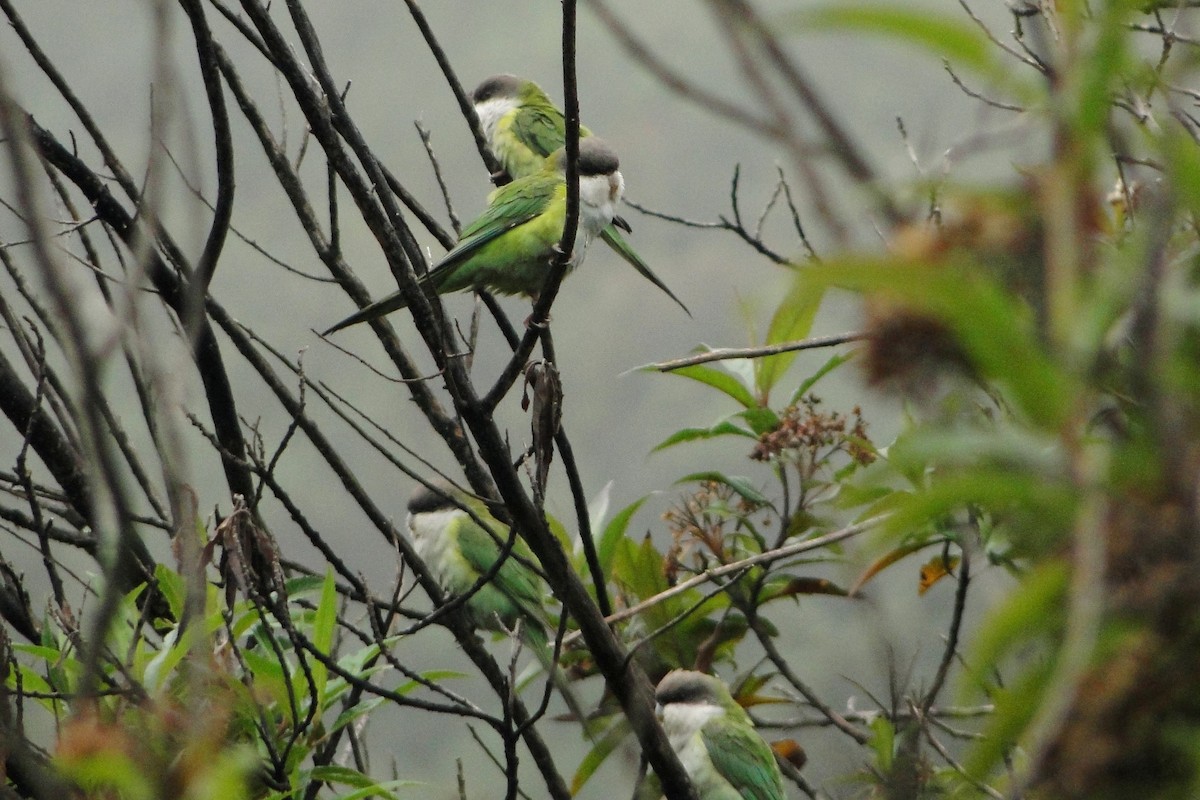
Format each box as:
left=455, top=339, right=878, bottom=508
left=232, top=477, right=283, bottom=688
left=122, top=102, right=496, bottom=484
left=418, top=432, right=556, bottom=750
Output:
left=320, top=289, right=412, bottom=336
left=522, top=622, right=601, bottom=742
left=599, top=225, right=690, bottom=316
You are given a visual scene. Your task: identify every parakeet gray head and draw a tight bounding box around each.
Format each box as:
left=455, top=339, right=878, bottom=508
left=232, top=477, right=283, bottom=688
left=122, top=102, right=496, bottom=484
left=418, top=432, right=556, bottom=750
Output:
left=471, top=74, right=524, bottom=105
left=656, top=670, right=731, bottom=713
left=654, top=670, right=786, bottom=800
left=406, top=482, right=456, bottom=516
left=544, top=137, right=620, bottom=176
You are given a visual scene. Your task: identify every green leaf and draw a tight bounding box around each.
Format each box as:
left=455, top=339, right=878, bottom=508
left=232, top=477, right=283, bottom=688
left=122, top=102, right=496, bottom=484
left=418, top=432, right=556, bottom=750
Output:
left=154, top=564, right=186, bottom=620
left=870, top=716, right=896, bottom=771
left=678, top=471, right=772, bottom=507
left=964, top=657, right=1056, bottom=780
left=106, top=584, right=147, bottom=658
left=324, top=661, right=392, bottom=707
left=336, top=637, right=403, bottom=677
left=334, top=781, right=419, bottom=800
left=782, top=4, right=1006, bottom=83
left=832, top=480, right=894, bottom=512
left=304, top=767, right=420, bottom=800
left=611, top=536, right=731, bottom=670
left=393, top=669, right=468, bottom=695
left=188, top=747, right=256, bottom=800
left=572, top=717, right=632, bottom=794
left=966, top=559, right=1068, bottom=684
left=330, top=697, right=386, bottom=736
left=665, top=363, right=758, bottom=408
left=587, top=480, right=613, bottom=540
left=739, top=407, right=780, bottom=436
left=311, top=568, right=338, bottom=708
left=13, top=643, right=65, bottom=662
left=1165, top=127, right=1200, bottom=221
left=598, top=496, right=650, bottom=574
left=57, top=749, right=155, bottom=800
left=143, top=626, right=192, bottom=693
left=1074, top=2, right=1134, bottom=136
left=790, top=351, right=855, bottom=406
left=652, top=419, right=757, bottom=451
left=884, top=468, right=1075, bottom=548
left=758, top=273, right=826, bottom=397
left=887, top=424, right=1063, bottom=477
left=808, top=257, right=1074, bottom=429
left=12, top=665, right=53, bottom=698
left=285, top=574, right=330, bottom=599
left=546, top=510, right=574, bottom=556
left=723, top=356, right=758, bottom=400
left=612, top=534, right=670, bottom=608
left=242, top=647, right=291, bottom=711
left=310, top=765, right=384, bottom=788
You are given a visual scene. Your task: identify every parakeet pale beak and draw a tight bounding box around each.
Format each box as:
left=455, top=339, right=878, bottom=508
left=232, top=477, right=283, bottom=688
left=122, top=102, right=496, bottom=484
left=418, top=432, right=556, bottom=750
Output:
left=608, top=173, right=623, bottom=204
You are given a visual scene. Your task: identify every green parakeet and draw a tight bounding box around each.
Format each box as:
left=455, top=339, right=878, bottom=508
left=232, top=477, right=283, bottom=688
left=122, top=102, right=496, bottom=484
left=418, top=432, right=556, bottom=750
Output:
left=324, top=137, right=624, bottom=334
left=654, top=670, right=786, bottom=800
left=472, top=73, right=689, bottom=315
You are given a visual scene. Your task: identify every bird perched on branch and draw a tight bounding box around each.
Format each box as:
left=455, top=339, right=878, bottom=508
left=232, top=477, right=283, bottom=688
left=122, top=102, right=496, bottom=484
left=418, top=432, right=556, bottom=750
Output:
left=406, top=482, right=550, bottom=636
left=472, top=73, right=689, bottom=315
left=654, top=670, right=785, bottom=800
left=405, top=482, right=592, bottom=729
left=322, top=137, right=623, bottom=335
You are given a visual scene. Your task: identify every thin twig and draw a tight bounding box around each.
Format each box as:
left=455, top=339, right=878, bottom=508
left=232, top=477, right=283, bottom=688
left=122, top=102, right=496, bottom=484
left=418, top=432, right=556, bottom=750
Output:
left=650, top=332, right=864, bottom=372
left=414, top=120, right=461, bottom=236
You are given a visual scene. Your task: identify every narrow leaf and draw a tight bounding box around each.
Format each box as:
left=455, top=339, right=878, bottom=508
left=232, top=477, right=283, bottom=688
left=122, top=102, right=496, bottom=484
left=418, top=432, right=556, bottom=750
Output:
left=790, top=351, right=855, bottom=405
left=849, top=540, right=936, bottom=596
left=678, top=471, right=772, bottom=506
left=762, top=575, right=850, bottom=602
left=154, top=565, right=185, bottom=620
left=598, top=496, right=650, bottom=574
left=571, top=717, right=631, bottom=794
left=758, top=273, right=826, bottom=397
left=783, top=4, right=1005, bottom=82
left=808, top=257, right=1074, bottom=429
left=311, top=568, right=338, bottom=705
left=870, top=716, right=896, bottom=770
left=918, top=555, right=960, bottom=595
left=666, top=363, right=758, bottom=408
left=653, top=419, right=757, bottom=451
left=740, top=407, right=781, bottom=436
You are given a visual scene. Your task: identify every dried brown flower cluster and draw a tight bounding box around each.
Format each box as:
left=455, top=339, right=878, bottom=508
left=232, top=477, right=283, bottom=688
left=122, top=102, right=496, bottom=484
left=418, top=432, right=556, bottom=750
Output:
left=660, top=481, right=767, bottom=582
left=751, top=396, right=875, bottom=470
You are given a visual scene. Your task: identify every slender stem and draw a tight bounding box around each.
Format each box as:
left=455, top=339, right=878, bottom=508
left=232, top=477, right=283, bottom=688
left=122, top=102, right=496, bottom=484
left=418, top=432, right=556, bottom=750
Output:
left=651, top=332, right=865, bottom=372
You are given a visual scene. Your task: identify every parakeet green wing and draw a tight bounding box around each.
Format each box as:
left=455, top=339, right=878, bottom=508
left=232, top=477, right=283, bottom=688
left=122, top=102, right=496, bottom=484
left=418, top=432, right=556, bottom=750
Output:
left=510, top=109, right=689, bottom=314
left=471, top=74, right=689, bottom=316
left=423, top=174, right=560, bottom=296
left=510, top=103, right=592, bottom=162
left=319, top=198, right=544, bottom=336
left=701, top=721, right=786, bottom=800
left=454, top=513, right=547, bottom=627
left=507, top=111, right=688, bottom=314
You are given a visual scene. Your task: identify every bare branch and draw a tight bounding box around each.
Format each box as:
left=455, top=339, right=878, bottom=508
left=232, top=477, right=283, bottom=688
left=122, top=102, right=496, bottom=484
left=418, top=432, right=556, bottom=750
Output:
left=650, top=332, right=865, bottom=372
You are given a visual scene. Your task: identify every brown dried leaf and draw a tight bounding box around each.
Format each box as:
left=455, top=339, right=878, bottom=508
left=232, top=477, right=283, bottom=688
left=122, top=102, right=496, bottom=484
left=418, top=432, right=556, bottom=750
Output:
left=918, top=555, right=960, bottom=596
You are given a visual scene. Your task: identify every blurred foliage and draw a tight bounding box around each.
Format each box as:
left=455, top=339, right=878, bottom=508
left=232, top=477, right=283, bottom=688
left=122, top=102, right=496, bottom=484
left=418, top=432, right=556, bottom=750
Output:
left=10, top=567, right=419, bottom=800
left=781, top=1, right=1200, bottom=797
